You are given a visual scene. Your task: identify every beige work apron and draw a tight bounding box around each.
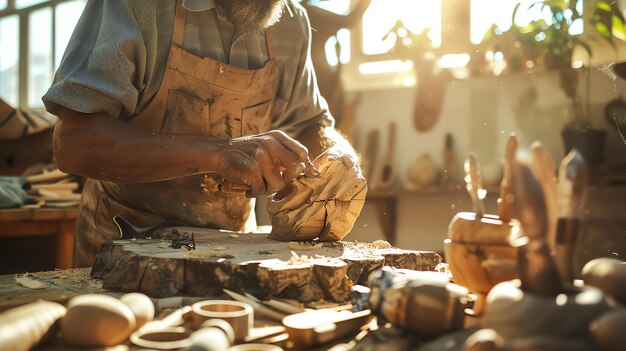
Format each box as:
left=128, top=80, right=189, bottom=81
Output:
left=74, top=1, right=278, bottom=267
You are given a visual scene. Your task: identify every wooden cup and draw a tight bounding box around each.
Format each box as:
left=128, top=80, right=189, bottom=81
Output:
left=191, top=300, right=253, bottom=342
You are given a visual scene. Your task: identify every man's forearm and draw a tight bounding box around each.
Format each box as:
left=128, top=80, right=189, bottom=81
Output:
left=53, top=108, right=222, bottom=183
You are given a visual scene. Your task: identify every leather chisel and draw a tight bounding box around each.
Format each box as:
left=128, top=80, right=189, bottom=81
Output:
left=555, top=150, right=588, bottom=284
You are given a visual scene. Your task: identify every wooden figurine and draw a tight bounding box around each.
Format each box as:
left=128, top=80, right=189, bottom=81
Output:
left=444, top=150, right=521, bottom=314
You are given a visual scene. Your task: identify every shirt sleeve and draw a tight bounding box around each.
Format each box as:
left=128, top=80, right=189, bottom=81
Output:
left=43, top=0, right=156, bottom=118
left=271, top=2, right=335, bottom=138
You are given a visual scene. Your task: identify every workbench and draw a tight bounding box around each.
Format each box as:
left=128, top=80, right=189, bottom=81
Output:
left=0, top=269, right=437, bottom=351
left=0, top=207, right=78, bottom=270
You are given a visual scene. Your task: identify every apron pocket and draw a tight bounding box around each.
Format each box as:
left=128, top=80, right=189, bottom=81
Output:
left=242, top=99, right=273, bottom=135
left=161, top=89, right=210, bottom=135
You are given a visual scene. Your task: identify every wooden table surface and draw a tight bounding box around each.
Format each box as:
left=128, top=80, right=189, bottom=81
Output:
left=0, top=269, right=426, bottom=351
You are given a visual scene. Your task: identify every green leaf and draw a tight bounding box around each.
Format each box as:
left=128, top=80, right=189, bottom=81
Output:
left=594, top=1, right=613, bottom=13
left=595, top=21, right=612, bottom=38
left=612, top=15, right=626, bottom=41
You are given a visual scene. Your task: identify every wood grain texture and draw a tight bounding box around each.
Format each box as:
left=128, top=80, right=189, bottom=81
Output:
left=91, top=229, right=441, bottom=303
left=267, top=152, right=367, bottom=242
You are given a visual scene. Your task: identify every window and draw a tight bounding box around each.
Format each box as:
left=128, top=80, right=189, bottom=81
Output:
left=0, top=0, right=86, bottom=108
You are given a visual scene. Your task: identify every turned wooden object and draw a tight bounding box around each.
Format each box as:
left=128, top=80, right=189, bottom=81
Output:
left=529, top=142, right=558, bottom=252
left=445, top=154, right=521, bottom=314
left=61, top=294, right=136, bottom=348
left=481, top=281, right=613, bottom=343
left=370, top=122, right=397, bottom=191
left=92, top=230, right=442, bottom=302
left=581, top=258, right=626, bottom=305
left=445, top=214, right=521, bottom=299
left=511, top=161, right=563, bottom=296
left=0, top=300, right=66, bottom=351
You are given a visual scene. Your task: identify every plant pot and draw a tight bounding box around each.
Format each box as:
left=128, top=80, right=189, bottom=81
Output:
left=561, top=128, right=606, bottom=168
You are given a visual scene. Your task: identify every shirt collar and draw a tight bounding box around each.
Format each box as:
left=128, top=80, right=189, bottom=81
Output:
left=182, top=0, right=216, bottom=12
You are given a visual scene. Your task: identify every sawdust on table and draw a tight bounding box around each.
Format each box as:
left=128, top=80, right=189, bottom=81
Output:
left=26, top=268, right=102, bottom=291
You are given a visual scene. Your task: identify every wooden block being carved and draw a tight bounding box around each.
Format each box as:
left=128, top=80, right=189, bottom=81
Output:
left=91, top=229, right=441, bottom=303
left=267, top=152, right=368, bottom=242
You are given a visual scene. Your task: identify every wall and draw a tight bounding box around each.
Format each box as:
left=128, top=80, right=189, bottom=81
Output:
left=344, top=67, right=626, bottom=252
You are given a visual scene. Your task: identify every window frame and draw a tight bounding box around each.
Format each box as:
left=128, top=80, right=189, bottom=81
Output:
left=0, top=0, right=82, bottom=108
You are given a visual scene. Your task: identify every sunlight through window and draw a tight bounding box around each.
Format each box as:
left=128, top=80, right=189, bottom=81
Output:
left=362, top=0, right=442, bottom=56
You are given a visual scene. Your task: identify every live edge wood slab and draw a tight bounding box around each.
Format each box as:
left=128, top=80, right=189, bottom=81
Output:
left=91, top=228, right=441, bottom=303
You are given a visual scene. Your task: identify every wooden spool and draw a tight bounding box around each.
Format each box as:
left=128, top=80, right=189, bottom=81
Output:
left=91, top=229, right=441, bottom=303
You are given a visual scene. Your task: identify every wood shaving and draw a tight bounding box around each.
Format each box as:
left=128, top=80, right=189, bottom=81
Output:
left=230, top=234, right=240, bottom=239
left=15, top=276, right=48, bottom=290
left=212, top=246, right=227, bottom=251
left=287, top=251, right=311, bottom=265
left=288, top=241, right=323, bottom=251
left=371, top=240, right=392, bottom=249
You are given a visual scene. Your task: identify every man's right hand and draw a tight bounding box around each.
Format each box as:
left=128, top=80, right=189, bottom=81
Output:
left=215, top=130, right=317, bottom=197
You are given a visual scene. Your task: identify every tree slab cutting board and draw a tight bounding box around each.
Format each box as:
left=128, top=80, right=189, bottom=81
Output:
left=91, top=227, right=441, bottom=302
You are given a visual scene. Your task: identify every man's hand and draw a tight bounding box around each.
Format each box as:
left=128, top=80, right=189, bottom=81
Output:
left=216, top=130, right=318, bottom=197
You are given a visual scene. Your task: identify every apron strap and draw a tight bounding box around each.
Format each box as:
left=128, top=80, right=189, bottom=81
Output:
left=172, top=0, right=187, bottom=47
left=265, top=28, right=275, bottom=60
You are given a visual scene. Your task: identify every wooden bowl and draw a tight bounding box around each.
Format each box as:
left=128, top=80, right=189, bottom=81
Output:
left=449, top=212, right=522, bottom=245
left=444, top=239, right=518, bottom=314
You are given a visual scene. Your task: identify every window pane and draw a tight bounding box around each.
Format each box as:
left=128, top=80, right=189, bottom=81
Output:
left=16, top=0, right=47, bottom=10
left=29, top=7, right=52, bottom=108
left=308, top=0, right=350, bottom=15
left=55, top=0, right=86, bottom=68
left=0, top=0, right=7, bottom=11
left=0, top=15, right=19, bottom=107
left=470, top=0, right=582, bottom=44
left=362, top=0, right=442, bottom=55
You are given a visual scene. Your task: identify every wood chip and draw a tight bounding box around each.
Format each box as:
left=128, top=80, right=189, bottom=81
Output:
left=229, top=234, right=239, bottom=239
left=288, top=241, right=324, bottom=251
left=15, top=276, right=48, bottom=290
left=212, top=246, right=227, bottom=251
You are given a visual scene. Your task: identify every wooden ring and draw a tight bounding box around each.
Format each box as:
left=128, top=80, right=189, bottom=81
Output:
left=191, top=300, right=253, bottom=341
left=228, top=344, right=284, bottom=351
left=130, top=327, right=192, bottom=350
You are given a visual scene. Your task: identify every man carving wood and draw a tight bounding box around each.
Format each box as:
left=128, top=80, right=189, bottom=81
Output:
left=44, top=0, right=366, bottom=267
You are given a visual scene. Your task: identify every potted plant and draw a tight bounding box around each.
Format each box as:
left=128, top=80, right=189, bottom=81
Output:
left=483, top=0, right=626, bottom=167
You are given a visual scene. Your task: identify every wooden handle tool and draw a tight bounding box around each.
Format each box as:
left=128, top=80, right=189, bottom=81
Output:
left=555, top=150, right=588, bottom=284
left=464, top=154, right=486, bottom=218
left=498, top=134, right=517, bottom=222
left=530, top=142, right=558, bottom=251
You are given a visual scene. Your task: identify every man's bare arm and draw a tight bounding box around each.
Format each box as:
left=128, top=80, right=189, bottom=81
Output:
left=53, top=107, right=310, bottom=195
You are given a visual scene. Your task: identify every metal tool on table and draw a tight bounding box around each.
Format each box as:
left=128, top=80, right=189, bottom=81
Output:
left=465, top=154, right=486, bottom=218
left=555, top=150, right=588, bottom=284
left=218, top=161, right=321, bottom=194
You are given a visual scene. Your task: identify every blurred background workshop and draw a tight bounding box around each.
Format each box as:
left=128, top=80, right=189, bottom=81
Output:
left=1, top=1, right=626, bottom=351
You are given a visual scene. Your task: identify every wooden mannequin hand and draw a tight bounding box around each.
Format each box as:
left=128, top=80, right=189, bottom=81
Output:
left=215, top=130, right=318, bottom=197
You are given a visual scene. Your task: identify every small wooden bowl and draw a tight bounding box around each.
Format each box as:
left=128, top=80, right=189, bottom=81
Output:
left=449, top=212, right=522, bottom=245
left=444, top=239, right=518, bottom=314
left=130, top=327, right=192, bottom=350
left=191, top=300, right=253, bottom=341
